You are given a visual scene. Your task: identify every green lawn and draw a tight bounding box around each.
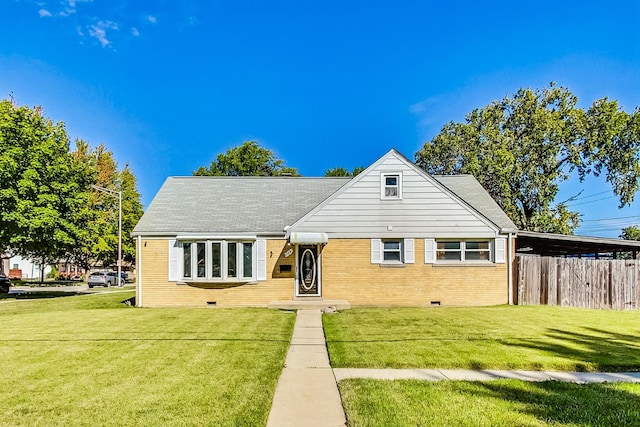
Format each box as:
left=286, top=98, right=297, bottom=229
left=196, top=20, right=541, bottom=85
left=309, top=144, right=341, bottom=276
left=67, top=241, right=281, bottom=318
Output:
left=0, top=292, right=295, bottom=426
left=339, top=379, right=640, bottom=426
left=323, top=306, right=640, bottom=371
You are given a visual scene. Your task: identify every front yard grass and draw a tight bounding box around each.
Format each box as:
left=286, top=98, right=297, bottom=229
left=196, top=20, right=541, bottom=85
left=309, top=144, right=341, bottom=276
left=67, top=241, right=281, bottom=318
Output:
left=339, top=378, right=640, bottom=426
left=323, top=305, right=640, bottom=371
left=0, top=292, right=295, bottom=426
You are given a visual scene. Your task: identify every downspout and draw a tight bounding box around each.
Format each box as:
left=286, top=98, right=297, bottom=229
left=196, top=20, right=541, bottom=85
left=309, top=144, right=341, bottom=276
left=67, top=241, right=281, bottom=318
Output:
left=500, top=228, right=517, bottom=306
left=507, top=232, right=513, bottom=305
left=137, top=235, right=142, bottom=308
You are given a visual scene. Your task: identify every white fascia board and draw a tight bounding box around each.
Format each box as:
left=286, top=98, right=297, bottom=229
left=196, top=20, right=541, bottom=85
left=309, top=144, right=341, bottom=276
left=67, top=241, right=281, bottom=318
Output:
left=176, top=234, right=257, bottom=240
left=135, top=232, right=285, bottom=240
left=327, top=231, right=500, bottom=239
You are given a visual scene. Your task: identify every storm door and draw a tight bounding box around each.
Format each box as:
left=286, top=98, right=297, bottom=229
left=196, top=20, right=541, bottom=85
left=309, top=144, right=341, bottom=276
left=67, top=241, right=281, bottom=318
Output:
left=296, top=245, right=321, bottom=296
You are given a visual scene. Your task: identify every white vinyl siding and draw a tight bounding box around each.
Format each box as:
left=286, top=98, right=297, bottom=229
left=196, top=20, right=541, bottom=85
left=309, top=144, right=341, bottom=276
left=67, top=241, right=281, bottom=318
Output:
left=293, top=153, right=499, bottom=238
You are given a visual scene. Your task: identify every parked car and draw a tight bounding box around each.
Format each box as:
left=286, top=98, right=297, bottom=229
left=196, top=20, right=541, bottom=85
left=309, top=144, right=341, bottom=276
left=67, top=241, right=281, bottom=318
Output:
left=0, top=274, right=10, bottom=293
left=87, top=271, right=123, bottom=288
left=106, top=272, right=126, bottom=286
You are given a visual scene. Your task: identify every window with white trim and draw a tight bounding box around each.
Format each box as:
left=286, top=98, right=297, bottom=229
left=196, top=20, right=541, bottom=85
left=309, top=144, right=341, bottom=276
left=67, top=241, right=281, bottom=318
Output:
left=371, top=238, right=414, bottom=265
left=181, top=240, right=255, bottom=281
left=383, top=240, right=402, bottom=262
left=381, top=173, right=402, bottom=199
left=436, top=240, right=491, bottom=262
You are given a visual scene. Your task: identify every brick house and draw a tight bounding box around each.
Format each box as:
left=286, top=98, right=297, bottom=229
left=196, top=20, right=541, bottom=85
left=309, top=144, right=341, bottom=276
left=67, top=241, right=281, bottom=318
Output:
left=132, top=149, right=517, bottom=308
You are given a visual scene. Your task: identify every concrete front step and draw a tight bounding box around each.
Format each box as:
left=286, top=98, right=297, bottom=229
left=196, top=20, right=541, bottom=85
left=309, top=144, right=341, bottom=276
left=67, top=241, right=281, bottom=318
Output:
left=268, top=299, right=351, bottom=310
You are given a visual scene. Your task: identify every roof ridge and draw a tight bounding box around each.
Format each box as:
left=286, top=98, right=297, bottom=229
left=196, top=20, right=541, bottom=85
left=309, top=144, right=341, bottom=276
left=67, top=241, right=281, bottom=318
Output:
left=169, top=176, right=352, bottom=180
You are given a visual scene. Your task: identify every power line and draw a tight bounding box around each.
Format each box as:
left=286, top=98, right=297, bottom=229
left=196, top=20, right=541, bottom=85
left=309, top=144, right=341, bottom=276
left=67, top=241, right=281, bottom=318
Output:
left=580, top=215, right=640, bottom=222
left=560, top=190, right=612, bottom=204
left=566, top=195, right=617, bottom=207
left=573, top=190, right=612, bottom=200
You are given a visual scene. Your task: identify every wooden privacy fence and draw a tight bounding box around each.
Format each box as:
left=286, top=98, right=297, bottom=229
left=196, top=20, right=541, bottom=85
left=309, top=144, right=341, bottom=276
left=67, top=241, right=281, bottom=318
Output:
left=517, top=255, right=640, bottom=310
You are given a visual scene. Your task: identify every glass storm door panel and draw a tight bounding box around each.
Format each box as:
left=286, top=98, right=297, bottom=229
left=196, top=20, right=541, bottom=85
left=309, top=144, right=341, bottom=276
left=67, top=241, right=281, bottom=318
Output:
left=297, top=245, right=320, bottom=296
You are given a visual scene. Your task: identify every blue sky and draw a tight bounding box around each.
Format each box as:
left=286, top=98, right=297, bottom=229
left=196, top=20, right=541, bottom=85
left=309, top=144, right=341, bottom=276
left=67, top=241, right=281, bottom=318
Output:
left=1, top=0, right=639, bottom=237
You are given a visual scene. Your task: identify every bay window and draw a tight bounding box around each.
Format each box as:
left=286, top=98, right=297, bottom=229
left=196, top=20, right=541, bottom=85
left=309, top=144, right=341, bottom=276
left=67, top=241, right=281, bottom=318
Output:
left=181, top=240, right=255, bottom=281
left=183, top=242, right=192, bottom=278
left=211, top=242, right=221, bottom=278
left=227, top=242, right=237, bottom=278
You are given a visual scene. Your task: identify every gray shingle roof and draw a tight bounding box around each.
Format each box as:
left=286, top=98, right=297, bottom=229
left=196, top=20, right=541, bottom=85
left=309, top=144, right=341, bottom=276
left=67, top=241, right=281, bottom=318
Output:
left=132, top=177, right=350, bottom=236
left=133, top=173, right=517, bottom=237
left=433, top=175, right=517, bottom=231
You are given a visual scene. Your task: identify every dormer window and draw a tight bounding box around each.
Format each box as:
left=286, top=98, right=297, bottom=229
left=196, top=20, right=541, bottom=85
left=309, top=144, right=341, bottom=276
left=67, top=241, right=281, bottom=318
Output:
left=381, top=173, right=402, bottom=199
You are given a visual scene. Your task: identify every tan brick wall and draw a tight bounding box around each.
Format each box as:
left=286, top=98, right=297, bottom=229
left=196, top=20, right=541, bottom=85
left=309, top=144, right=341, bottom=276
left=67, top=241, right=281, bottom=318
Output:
left=138, top=238, right=508, bottom=307
left=321, top=239, right=508, bottom=306
left=138, top=239, right=294, bottom=307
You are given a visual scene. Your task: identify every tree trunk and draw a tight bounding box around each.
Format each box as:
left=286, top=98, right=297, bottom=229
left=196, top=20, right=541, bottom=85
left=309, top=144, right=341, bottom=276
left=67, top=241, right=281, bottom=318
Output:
left=40, top=256, right=46, bottom=283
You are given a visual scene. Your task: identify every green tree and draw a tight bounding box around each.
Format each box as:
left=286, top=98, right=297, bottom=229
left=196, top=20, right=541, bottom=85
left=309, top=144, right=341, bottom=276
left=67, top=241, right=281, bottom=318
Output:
left=68, top=143, right=143, bottom=271
left=119, top=163, right=144, bottom=263
left=325, top=166, right=365, bottom=177
left=0, top=100, right=94, bottom=281
left=193, top=141, right=300, bottom=176
left=415, top=84, right=640, bottom=233
left=620, top=225, right=640, bottom=241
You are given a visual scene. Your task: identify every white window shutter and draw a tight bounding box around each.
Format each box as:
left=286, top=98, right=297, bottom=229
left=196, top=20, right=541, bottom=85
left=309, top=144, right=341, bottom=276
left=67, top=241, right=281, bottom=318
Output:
left=256, top=239, right=267, bottom=280
left=494, top=237, right=506, bottom=264
left=371, top=238, right=381, bottom=264
left=424, top=238, right=436, bottom=264
left=168, top=239, right=178, bottom=281
left=404, top=238, right=415, bottom=264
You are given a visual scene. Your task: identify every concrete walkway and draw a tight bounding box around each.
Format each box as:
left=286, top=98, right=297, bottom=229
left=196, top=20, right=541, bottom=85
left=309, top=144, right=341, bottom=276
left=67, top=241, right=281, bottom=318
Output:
left=267, top=310, right=640, bottom=426
left=334, top=368, right=640, bottom=384
left=267, top=310, right=346, bottom=427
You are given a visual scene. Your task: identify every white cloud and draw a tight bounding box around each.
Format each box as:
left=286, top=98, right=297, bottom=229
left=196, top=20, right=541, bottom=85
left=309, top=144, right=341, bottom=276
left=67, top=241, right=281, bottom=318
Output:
left=146, top=15, right=157, bottom=24
left=99, top=20, right=119, bottom=30
left=38, top=9, right=52, bottom=17
left=88, top=25, right=109, bottom=47
left=56, top=0, right=92, bottom=17
left=131, top=27, right=140, bottom=37
left=87, top=20, right=119, bottom=48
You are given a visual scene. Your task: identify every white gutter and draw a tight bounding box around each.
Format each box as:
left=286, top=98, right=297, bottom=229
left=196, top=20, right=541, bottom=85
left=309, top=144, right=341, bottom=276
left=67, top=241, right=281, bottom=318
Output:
left=500, top=228, right=517, bottom=306
left=176, top=234, right=257, bottom=240
left=507, top=232, right=512, bottom=304
left=137, top=235, right=142, bottom=308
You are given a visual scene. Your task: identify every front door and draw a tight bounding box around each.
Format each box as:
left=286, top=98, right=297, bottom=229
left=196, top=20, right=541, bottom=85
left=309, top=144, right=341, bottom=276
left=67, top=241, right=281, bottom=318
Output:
left=297, top=245, right=320, bottom=296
